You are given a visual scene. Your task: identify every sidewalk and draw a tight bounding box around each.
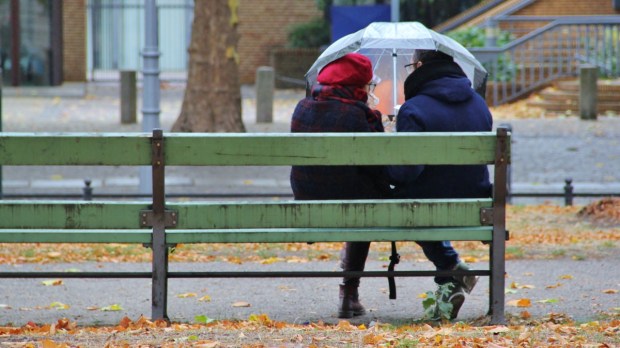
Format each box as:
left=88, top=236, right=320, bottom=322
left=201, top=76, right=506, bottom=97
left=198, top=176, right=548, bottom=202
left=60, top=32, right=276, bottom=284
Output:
left=2, top=81, right=620, bottom=203
left=1, top=256, right=619, bottom=326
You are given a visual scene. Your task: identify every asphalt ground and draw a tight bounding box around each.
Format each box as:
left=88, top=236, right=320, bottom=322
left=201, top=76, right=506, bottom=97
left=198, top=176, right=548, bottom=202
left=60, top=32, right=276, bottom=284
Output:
left=0, top=82, right=618, bottom=326
left=1, top=256, right=619, bottom=327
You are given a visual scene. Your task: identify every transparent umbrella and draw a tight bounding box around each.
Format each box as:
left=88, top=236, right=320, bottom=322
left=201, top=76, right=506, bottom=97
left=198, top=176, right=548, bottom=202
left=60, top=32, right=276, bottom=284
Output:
left=305, top=21, right=487, bottom=116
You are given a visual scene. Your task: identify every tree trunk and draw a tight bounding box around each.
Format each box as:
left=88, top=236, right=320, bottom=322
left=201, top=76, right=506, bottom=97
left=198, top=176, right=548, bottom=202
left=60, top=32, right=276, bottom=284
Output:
left=172, top=0, right=245, bottom=132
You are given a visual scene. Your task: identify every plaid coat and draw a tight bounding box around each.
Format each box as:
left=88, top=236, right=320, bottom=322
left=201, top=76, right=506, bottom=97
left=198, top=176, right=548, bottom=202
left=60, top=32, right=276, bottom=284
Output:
left=290, top=92, right=391, bottom=200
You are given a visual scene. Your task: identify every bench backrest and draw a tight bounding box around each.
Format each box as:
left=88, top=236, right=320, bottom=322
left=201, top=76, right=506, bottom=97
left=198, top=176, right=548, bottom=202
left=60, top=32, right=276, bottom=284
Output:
left=0, top=129, right=510, bottom=244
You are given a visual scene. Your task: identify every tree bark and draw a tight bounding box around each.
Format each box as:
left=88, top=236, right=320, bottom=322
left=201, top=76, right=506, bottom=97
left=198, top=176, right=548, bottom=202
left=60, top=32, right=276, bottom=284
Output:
left=172, top=0, right=245, bottom=132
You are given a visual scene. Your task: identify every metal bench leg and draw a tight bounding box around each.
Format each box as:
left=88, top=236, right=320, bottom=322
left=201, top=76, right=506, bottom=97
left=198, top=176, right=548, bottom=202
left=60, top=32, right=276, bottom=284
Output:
left=489, top=232, right=506, bottom=324
left=152, top=225, right=169, bottom=321
left=150, top=129, right=169, bottom=321
left=489, top=126, right=509, bottom=325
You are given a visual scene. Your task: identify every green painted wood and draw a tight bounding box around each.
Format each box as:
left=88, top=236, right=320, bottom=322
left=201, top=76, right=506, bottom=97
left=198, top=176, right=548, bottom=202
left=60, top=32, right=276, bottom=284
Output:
left=0, top=201, right=149, bottom=229
left=166, top=227, right=493, bottom=244
left=164, top=132, right=501, bottom=166
left=0, top=133, right=151, bottom=165
left=168, top=199, right=492, bottom=229
left=0, top=132, right=510, bottom=166
left=0, top=230, right=151, bottom=243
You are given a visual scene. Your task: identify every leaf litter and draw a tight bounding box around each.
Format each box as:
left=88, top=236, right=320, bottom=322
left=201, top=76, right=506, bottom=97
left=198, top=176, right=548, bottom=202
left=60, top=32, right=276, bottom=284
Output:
left=0, top=201, right=618, bottom=346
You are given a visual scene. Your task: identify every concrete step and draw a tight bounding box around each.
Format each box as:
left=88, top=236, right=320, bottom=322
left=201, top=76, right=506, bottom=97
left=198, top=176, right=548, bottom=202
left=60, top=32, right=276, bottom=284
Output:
left=526, top=99, right=620, bottom=113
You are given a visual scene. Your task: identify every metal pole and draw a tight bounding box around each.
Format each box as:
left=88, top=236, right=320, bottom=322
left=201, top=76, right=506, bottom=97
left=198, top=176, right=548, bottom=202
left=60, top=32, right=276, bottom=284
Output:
left=391, top=0, right=399, bottom=22
left=0, top=69, right=2, bottom=199
left=139, top=0, right=161, bottom=194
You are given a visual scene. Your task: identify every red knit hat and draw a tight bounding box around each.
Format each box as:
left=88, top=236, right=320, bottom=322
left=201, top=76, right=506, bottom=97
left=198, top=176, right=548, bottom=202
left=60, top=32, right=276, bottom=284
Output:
left=317, top=53, right=373, bottom=86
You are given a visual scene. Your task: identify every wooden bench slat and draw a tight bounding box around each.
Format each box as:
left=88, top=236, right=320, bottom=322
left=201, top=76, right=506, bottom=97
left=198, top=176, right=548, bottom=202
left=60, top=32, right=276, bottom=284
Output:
left=0, top=133, right=151, bottom=165
left=0, top=201, right=148, bottom=229
left=166, top=227, right=493, bottom=244
left=0, top=230, right=151, bottom=243
left=165, top=132, right=500, bottom=165
left=168, top=199, right=492, bottom=229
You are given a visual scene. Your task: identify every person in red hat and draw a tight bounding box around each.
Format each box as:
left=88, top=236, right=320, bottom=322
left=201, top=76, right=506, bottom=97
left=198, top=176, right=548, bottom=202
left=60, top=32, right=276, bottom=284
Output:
left=290, top=53, right=389, bottom=318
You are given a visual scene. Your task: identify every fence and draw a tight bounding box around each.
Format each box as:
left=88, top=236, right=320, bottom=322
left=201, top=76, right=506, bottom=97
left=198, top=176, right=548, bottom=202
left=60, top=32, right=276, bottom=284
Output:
left=470, top=16, right=620, bottom=106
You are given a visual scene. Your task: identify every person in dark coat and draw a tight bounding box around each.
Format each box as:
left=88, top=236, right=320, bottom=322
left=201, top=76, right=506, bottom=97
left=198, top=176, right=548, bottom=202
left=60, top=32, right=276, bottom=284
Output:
left=290, top=53, right=390, bottom=318
left=389, top=49, right=493, bottom=320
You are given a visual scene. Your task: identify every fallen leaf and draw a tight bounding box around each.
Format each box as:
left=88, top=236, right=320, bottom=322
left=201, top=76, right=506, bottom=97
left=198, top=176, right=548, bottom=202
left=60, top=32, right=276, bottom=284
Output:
left=602, top=289, right=618, bottom=294
left=176, top=292, right=197, bottom=298
left=536, top=298, right=559, bottom=304
left=194, top=315, right=215, bottom=324
left=418, top=293, right=428, bottom=298
left=41, top=279, right=64, bottom=286
left=507, top=298, right=531, bottom=307
left=559, top=274, right=573, bottom=280
left=100, top=304, right=123, bottom=311
left=49, top=302, right=70, bottom=310
left=259, top=257, right=284, bottom=264
left=486, top=325, right=511, bottom=334
left=232, top=301, right=251, bottom=307
left=546, top=283, right=562, bottom=289
left=520, top=310, right=531, bottom=319
left=198, top=295, right=211, bottom=302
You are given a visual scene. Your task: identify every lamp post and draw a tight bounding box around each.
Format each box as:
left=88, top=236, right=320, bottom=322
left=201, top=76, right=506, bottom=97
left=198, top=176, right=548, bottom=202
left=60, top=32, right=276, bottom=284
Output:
left=139, top=0, right=161, bottom=194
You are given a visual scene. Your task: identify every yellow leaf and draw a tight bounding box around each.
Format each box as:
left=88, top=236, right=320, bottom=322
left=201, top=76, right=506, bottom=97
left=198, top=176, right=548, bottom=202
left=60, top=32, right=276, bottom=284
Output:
left=100, top=304, right=123, bottom=311
left=559, top=274, right=573, bottom=280
left=176, top=292, right=197, bottom=298
left=232, top=301, right=251, bottom=307
left=602, top=289, right=618, bottom=294
left=357, top=324, right=366, bottom=330
left=462, top=256, right=479, bottom=263
left=49, top=302, right=70, bottom=310
left=259, top=257, right=284, bottom=264
left=198, top=295, right=211, bottom=302
left=418, top=293, right=428, bottom=299
left=546, top=283, right=562, bottom=289
left=42, top=279, right=64, bottom=286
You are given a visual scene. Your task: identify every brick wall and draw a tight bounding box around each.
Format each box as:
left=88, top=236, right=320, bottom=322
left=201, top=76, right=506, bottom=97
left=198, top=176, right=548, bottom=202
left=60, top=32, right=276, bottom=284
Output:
left=514, top=0, right=620, bottom=15
left=62, top=0, right=87, bottom=82
left=238, top=0, right=322, bottom=85
left=271, top=48, right=320, bottom=88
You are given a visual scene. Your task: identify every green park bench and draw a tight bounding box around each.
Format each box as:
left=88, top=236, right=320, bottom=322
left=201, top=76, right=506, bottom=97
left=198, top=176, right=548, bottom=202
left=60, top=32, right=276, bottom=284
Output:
left=0, top=128, right=510, bottom=324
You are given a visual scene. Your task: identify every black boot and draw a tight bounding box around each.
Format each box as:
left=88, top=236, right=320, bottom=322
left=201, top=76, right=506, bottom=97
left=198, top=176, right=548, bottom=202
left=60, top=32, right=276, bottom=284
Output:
left=338, top=283, right=366, bottom=318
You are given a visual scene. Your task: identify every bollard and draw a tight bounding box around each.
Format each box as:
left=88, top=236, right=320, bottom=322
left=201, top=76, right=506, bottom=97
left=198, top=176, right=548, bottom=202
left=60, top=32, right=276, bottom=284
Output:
left=485, top=18, right=499, bottom=47
left=579, top=65, right=597, bottom=120
left=255, top=66, right=274, bottom=123
left=120, top=70, right=137, bottom=124
left=83, top=179, right=93, bottom=201
left=564, top=178, right=574, bottom=206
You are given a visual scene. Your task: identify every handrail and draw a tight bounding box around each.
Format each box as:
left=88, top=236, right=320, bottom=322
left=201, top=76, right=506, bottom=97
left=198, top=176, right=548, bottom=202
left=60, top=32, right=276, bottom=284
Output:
left=469, top=16, right=620, bottom=105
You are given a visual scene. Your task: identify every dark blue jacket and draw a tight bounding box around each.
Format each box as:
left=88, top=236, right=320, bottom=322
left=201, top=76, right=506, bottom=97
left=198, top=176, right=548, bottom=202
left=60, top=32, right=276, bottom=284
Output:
left=389, top=65, right=493, bottom=199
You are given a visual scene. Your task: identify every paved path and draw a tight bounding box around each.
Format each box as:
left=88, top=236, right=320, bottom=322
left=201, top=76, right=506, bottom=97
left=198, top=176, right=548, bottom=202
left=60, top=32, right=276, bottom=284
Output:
left=1, top=256, right=619, bottom=326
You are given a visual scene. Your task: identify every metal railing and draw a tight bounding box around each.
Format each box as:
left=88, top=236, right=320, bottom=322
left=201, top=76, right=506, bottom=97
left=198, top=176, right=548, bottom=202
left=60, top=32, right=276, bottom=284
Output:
left=470, top=16, right=620, bottom=106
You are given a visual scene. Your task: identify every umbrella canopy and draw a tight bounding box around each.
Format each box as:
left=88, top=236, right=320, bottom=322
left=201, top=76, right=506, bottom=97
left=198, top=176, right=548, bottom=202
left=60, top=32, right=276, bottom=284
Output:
left=305, top=21, right=487, bottom=116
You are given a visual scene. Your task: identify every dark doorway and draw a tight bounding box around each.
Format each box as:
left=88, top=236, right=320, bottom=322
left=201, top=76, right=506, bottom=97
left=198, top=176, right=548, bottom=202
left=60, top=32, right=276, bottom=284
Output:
left=0, top=0, right=62, bottom=86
